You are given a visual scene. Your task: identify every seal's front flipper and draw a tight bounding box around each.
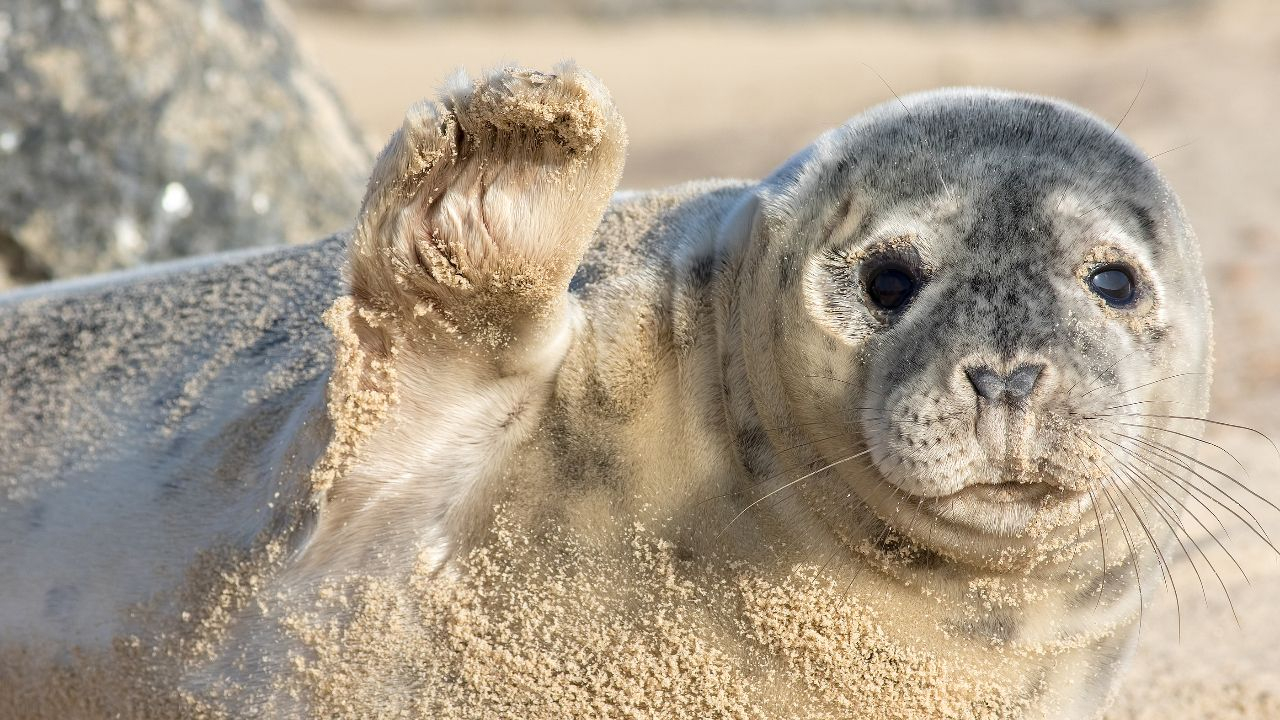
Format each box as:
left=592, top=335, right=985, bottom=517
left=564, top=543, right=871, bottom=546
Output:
left=346, top=63, right=628, bottom=363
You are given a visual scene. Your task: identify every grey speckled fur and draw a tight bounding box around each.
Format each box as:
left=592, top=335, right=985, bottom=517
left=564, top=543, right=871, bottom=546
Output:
left=0, top=66, right=1212, bottom=718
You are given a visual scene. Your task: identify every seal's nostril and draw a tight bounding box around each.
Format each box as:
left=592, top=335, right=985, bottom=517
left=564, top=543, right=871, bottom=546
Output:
left=1004, top=364, right=1044, bottom=401
left=966, top=363, right=1044, bottom=403
left=966, top=366, right=1005, bottom=402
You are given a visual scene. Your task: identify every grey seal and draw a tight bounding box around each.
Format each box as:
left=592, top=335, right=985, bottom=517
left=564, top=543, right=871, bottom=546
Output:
left=0, top=64, right=1220, bottom=719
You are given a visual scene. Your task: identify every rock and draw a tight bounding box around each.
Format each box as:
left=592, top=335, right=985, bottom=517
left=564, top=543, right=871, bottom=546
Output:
left=0, top=0, right=371, bottom=288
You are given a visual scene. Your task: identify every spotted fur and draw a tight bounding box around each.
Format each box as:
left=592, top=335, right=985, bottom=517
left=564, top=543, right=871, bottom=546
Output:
left=0, top=67, right=1212, bottom=718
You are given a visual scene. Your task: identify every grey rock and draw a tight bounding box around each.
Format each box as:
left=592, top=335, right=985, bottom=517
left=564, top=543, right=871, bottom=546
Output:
left=0, top=0, right=371, bottom=288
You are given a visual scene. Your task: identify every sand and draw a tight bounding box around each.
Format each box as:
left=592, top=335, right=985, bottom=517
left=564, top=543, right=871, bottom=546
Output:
left=271, top=513, right=1039, bottom=719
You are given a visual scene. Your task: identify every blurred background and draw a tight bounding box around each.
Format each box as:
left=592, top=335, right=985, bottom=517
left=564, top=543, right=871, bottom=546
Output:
left=1, top=1, right=1278, bottom=713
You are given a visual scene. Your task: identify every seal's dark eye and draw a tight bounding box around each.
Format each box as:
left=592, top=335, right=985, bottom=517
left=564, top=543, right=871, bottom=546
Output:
left=867, top=268, right=916, bottom=310
left=1089, top=265, right=1136, bottom=306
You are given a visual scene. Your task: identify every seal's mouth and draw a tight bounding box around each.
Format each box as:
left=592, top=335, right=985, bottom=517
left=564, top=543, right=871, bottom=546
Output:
left=878, top=479, right=1091, bottom=541
left=886, top=474, right=1070, bottom=505
left=883, top=477, right=1089, bottom=529
left=945, top=480, right=1056, bottom=505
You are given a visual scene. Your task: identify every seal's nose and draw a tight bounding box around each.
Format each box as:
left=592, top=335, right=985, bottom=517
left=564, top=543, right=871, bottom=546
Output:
left=966, top=363, right=1045, bottom=404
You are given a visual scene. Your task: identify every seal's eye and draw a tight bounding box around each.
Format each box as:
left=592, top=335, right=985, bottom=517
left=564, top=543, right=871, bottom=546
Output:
left=866, top=267, right=916, bottom=310
left=1089, top=265, right=1136, bottom=306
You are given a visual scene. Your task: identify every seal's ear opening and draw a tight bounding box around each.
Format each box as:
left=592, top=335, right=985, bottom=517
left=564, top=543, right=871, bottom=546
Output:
left=716, top=193, right=761, bottom=256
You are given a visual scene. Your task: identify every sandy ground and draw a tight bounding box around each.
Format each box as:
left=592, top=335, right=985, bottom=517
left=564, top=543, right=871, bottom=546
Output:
left=289, top=3, right=1280, bottom=715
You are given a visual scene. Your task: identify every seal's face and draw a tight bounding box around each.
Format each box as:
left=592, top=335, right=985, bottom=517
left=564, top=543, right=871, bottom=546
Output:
left=739, top=90, right=1212, bottom=562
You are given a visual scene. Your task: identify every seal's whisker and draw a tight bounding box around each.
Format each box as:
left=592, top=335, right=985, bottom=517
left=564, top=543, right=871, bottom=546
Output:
left=750, top=451, right=866, bottom=511
left=1088, top=440, right=1182, bottom=632
left=756, top=441, right=891, bottom=550
left=1104, top=417, right=1257, bottom=489
left=1108, top=437, right=1252, bottom=610
left=1134, top=471, right=1240, bottom=626
left=1080, top=371, right=1207, bottom=402
left=1055, top=70, right=1146, bottom=219
left=717, top=450, right=875, bottom=536
left=805, top=378, right=888, bottom=400
left=1103, top=435, right=1238, bottom=620
left=1143, top=141, right=1196, bottom=165
left=1108, top=431, right=1242, bottom=562
left=1121, top=431, right=1280, bottom=532
left=1067, top=349, right=1142, bottom=400
left=1083, top=483, right=1111, bottom=608
left=1116, top=453, right=1210, bottom=614
left=775, top=434, right=847, bottom=457
left=806, top=373, right=856, bottom=386
left=861, top=63, right=956, bottom=203
left=697, top=430, right=875, bottom=508
left=1120, top=434, right=1279, bottom=556
left=1090, top=471, right=1150, bottom=637
left=1103, top=398, right=1188, bottom=412
left=1102, top=412, right=1280, bottom=465
left=758, top=419, right=847, bottom=434
left=761, top=410, right=946, bottom=435
left=1109, top=69, right=1148, bottom=139
left=1122, top=433, right=1270, bottom=538
left=770, top=442, right=890, bottom=517
left=1079, top=143, right=1195, bottom=217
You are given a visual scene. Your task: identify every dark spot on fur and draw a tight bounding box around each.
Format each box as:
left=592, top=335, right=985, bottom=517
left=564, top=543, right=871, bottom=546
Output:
left=499, top=400, right=528, bottom=429
left=1125, top=200, right=1158, bottom=245
left=160, top=478, right=185, bottom=500
left=734, top=425, right=772, bottom=478
left=20, top=503, right=47, bottom=532
left=689, top=254, right=716, bottom=288
left=851, top=210, right=879, bottom=245
left=755, top=230, right=771, bottom=253
left=778, top=253, right=799, bottom=290
left=44, top=585, right=81, bottom=620
left=772, top=312, right=787, bottom=343
left=244, top=322, right=291, bottom=358
left=872, top=528, right=945, bottom=569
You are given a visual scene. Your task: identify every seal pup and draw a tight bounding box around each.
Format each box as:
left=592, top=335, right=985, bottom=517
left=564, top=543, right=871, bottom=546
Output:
left=0, top=64, right=1220, bottom=718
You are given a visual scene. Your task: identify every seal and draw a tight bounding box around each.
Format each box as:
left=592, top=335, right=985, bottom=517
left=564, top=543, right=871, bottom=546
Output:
left=0, top=63, right=1217, bottom=719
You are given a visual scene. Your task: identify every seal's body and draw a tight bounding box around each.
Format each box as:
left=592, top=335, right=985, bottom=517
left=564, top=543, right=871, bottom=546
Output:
left=0, top=66, right=1211, bottom=719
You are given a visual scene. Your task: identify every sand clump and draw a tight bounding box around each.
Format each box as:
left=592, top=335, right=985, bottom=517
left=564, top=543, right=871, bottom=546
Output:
left=272, top=513, right=1030, bottom=719
left=464, top=67, right=609, bottom=157
left=309, top=295, right=399, bottom=495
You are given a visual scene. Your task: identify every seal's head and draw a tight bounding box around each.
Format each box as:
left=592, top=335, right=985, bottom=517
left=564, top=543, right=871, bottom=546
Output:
left=724, top=89, right=1211, bottom=566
